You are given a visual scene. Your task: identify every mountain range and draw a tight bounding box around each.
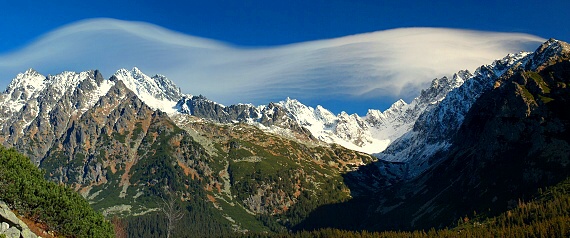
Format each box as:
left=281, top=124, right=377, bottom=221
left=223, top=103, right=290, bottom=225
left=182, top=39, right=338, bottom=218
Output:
left=0, top=38, right=569, bottom=236
left=0, top=18, right=545, bottom=114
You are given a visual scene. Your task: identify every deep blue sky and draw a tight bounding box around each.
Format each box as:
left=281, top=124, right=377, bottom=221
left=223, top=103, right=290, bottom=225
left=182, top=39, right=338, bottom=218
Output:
left=1, top=0, right=569, bottom=114
left=2, top=0, right=569, bottom=53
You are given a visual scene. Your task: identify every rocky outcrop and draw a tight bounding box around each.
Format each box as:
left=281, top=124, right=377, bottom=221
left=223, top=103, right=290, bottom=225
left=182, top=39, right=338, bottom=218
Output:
left=175, top=95, right=315, bottom=139
left=0, top=201, right=38, bottom=238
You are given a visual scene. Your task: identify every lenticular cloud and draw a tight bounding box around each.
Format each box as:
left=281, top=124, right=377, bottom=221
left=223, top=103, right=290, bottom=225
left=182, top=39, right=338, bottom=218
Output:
left=0, top=18, right=544, bottom=109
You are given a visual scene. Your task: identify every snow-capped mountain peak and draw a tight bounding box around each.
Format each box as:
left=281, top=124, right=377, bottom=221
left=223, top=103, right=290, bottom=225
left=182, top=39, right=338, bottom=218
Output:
left=2, top=69, right=113, bottom=114
left=382, top=99, right=407, bottom=118
left=0, top=69, right=116, bottom=136
left=314, top=105, right=337, bottom=127
left=1, top=40, right=560, bottom=160
left=4, top=68, right=46, bottom=101
left=112, top=67, right=182, bottom=113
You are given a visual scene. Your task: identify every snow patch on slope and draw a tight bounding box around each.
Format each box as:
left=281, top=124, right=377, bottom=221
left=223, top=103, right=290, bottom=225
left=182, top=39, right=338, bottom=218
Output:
left=271, top=98, right=403, bottom=154
left=78, top=77, right=115, bottom=115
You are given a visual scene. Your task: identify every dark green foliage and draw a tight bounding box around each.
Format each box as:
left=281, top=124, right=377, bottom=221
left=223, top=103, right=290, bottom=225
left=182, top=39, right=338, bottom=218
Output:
left=113, top=131, right=127, bottom=143
left=39, top=151, right=67, bottom=178
left=131, top=122, right=144, bottom=140
left=130, top=150, right=184, bottom=194
left=451, top=177, right=570, bottom=237
left=0, top=146, right=114, bottom=237
left=125, top=213, right=166, bottom=238
left=234, top=177, right=570, bottom=237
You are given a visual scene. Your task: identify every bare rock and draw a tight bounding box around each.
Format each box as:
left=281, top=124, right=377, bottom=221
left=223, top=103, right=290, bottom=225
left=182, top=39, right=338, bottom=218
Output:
left=4, top=226, right=20, bottom=238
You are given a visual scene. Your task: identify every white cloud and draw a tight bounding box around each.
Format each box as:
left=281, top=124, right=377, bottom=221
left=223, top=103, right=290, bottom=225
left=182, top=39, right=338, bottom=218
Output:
left=0, top=18, right=545, bottom=111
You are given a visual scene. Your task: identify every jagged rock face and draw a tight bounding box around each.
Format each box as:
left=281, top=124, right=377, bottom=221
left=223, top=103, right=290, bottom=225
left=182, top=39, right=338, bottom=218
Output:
left=176, top=96, right=315, bottom=139
left=177, top=95, right=260, bottom=123
left=257, top=102, right=289, bottom=126
left=0, top=70, right=113, bottom=164
left=41, top=81, right=155, bottom=184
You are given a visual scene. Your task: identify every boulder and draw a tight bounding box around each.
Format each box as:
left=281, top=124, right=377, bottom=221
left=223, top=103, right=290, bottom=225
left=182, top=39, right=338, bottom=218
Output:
left=0, top=222, right=8, bottom=233
left=21, top=228, right=38, bottom=238
left=0, top=201, right=20, bottom=228
left=4, top=226, right=20, bottom=238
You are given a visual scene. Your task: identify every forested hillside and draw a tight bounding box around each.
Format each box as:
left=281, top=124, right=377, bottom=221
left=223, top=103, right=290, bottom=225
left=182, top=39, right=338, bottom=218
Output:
left=237, top=176, right=570, bottom=237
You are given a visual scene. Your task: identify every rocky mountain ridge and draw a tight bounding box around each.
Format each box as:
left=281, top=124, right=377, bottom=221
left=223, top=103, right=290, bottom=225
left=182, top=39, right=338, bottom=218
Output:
left=0, top=64, right=476, bottom=157
left=172, top=70, right=474, bottom=154
left=375, top=51, right=532, bottom=179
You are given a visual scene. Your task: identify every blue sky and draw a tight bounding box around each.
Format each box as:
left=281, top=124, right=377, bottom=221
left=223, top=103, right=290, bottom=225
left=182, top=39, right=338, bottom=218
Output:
left=0, top=1, right=568, bottom=114
left=2, top=0, right=568, bottom=52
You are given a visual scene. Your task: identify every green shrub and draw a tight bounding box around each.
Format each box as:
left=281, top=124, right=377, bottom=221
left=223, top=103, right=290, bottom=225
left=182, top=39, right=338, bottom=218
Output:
left=0, top=146, right=114, bottom=237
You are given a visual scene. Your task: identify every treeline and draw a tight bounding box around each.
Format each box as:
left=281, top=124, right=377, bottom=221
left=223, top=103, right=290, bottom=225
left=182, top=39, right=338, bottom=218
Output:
left=234, top=177, right=570, bottom=238
left=0, top=146, right=114, bottom=237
